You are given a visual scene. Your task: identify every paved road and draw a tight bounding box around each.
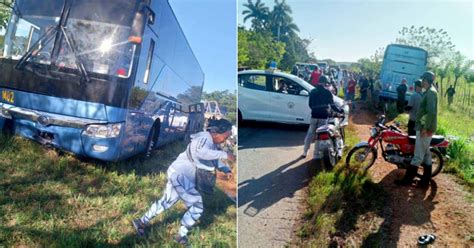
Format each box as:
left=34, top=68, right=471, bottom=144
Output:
left=238, top=122, right=317, bottom=247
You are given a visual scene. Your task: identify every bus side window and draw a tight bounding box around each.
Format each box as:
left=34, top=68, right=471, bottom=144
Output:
left=143, top=39, right=155, bottom=84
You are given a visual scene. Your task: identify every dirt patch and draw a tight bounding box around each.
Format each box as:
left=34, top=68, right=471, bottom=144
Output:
left=349, top=105, right=474, bottom=247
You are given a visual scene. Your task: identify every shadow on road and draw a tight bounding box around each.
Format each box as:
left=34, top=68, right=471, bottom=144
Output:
left=297, top=167, right=438, bottom=247
left=238, top=121, right=308, bottom=150
left=238, top=158, right=329, bottom=216
left=361, top=170, right=438, bottom=247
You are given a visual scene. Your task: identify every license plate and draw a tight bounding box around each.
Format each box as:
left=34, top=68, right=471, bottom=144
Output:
left=1, top=90, right=14, bottom=104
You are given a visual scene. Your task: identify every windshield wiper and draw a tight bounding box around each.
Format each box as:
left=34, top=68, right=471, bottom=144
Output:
left=15, top=26, right=58, bottom=70
left=15, top=0, right=90, bottom=83
left=58, top=27, right=90, bottom=83
left=50, top=0, right=90, bottom=82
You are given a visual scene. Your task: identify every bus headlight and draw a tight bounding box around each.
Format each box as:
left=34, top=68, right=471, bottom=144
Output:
left=84, top=123, right=122, bottom=138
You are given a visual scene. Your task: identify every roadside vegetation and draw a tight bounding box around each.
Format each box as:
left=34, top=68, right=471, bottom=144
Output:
left=238, top=0, right=315, bottom=71
left=0, top=134, right=236, bottom=247
left=297, top=125, right=389, bottom=247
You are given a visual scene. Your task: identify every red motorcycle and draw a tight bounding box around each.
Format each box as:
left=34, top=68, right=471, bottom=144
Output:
left=346, top=115, right=449, bottom=177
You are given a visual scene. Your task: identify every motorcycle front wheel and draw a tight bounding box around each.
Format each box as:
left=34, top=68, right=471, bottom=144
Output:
left=345, top=145, right=377, bottom=174
left=415, top=148, right=444, bottom=178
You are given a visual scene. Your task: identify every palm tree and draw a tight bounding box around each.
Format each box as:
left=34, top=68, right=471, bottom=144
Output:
left=452, top=52, right=474, bottom=89
left=269, top=0, right=299, bottom=40
left=242, top=0, right=269, bottom=32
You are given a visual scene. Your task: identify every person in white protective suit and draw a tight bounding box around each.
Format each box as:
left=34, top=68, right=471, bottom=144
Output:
left=132, top=119, right=235, bottom=245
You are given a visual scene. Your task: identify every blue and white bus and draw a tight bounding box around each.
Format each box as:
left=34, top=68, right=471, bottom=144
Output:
left=0, top=0, right=204, bottom=161
left=379, top=44, right=428, bottom=101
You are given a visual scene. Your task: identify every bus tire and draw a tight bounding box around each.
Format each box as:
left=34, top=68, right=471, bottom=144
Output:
left=145, top=122, right=160, bottom=157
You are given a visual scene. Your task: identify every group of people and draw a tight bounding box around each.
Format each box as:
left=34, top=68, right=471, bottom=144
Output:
left=300, top=65, right=440, bottom=188
left=292, top=64, right=382, bottom=110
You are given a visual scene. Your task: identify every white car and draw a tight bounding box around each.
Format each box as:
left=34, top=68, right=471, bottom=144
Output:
left=238, top=70, right=315, bottom=125
left=238, top=70, right=348, bottom=125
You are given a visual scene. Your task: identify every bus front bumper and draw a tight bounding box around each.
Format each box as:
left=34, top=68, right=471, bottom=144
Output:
left=0, top=103, right=123, bottom=161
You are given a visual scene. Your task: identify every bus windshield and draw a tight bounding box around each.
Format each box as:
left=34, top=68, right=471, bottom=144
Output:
left=4, top=0, right=138, bottom=78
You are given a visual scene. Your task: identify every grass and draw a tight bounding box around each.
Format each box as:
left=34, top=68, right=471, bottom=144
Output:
left=296, top=125, right=389, bottom=247
left=393, top=101, right=474, bottom=187
left=0, top=134, right=236, bottom=247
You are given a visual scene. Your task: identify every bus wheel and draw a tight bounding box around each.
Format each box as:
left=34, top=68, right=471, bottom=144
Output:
left=145, top=123, right=160, bottom=157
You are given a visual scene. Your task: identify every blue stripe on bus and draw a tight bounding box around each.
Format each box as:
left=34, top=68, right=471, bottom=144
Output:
left=1, top=88, right=127, bottom=122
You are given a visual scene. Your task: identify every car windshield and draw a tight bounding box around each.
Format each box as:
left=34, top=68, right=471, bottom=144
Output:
left=3, top=0, right=138, bottom=77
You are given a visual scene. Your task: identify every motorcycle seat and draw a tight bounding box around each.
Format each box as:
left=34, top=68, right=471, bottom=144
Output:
left=316, top=124, right=335, bottom=133
left=408, top=135, right=445, bottom=145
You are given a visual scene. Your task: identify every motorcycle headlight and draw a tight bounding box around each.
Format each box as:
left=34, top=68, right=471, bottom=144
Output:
left=84, top=123, right=122, bottom=138
left=370, top=127, right=378, bottom=138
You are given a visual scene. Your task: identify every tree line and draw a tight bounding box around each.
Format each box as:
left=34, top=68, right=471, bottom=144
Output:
left=238, top=0, right=315, bottom=71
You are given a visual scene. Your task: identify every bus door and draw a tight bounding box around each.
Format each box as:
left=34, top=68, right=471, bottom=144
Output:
left=125, top=33, right=156, bottom=154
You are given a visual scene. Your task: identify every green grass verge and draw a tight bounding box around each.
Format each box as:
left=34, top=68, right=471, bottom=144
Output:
left=0, top=134, right=236, bottom=247
left=297, top=126, right=389, bottom=246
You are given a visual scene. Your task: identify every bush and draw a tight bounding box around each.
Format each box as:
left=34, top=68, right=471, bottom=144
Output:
left=383, top=101, right=399, bottom=120
left=448, top=137, right=468, bottom=160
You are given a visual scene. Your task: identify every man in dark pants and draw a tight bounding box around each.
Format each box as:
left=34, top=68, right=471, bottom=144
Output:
left=445, top=85, right=455, bottom=106
left=405, top=80, right=423, bottom=136
left=359, top=75, right=369, bottom=101
left=302, top=75, right=344, bottom=158
left=395, top=72, right=438, bottom=187
left=396, top=79, right=408, bottom=113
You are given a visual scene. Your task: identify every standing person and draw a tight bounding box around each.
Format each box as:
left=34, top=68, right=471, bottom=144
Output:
left=445, top=85, right=456, bottom=106
left=303, top=66, right=312, bottom=82
left=396, top=79, right=408, bottom=113
left=395, top=71, right=438, bottom=187
left=360, top=75, right=369, bottom=101
left=342, top=70, right=349, bottom=99
left=337, top=68, right=344, bottom=95
left=309, top=65, right=321, bottom=86
left=347, top=75, right=357, bottom=109
left=405, top=79, right=423, bottom=136
left=302, top=75, right=343, bottom=158
left=132, top=119, right=235, bottom=245
left=372, top=79, right=382, bottom=108
left=368, top=76, right=374, bottom=101
left=291, top=65, right=298, bottom=76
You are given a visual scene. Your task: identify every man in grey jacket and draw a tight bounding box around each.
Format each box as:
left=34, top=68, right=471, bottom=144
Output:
left=133, top=119, right=235, bottom=245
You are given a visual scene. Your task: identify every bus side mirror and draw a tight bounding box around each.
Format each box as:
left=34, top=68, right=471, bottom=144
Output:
left=130, top=4, right=155, bottom=41
left=145, top=5, right=155, bottom=25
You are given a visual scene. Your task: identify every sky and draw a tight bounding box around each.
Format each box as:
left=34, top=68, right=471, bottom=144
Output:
left=238, top=0, right=473, bottom=62
left=171, top=0, right=236, bottom=92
